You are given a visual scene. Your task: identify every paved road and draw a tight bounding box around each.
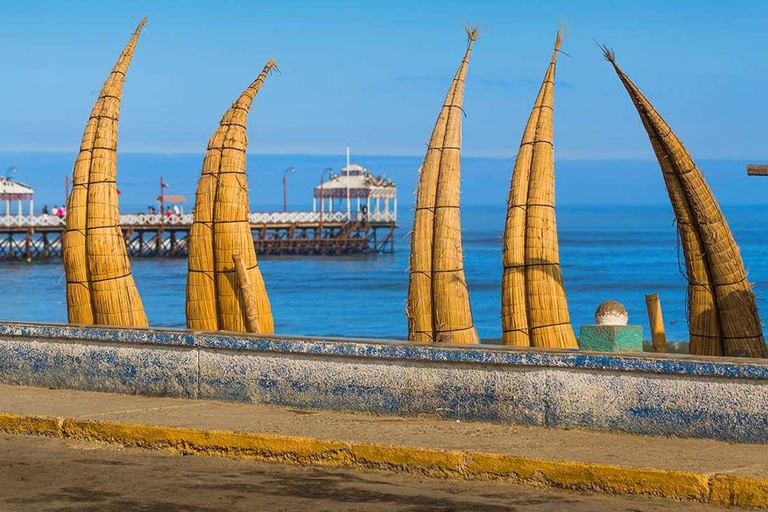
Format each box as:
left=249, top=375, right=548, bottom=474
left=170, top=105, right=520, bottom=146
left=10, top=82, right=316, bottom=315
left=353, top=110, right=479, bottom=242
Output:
left=0, top=434, right=723, bottom=512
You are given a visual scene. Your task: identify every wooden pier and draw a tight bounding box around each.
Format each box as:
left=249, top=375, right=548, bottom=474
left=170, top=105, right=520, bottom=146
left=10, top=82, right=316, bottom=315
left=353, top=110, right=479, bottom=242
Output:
left=0, top=211, right=397, bottom=261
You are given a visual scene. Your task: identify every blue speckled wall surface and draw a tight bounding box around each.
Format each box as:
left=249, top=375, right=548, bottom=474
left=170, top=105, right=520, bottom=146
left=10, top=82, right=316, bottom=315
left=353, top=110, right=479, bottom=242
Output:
left=1, top=322, right=764, bottom=379
left=0, top=321, right=767, bottom=444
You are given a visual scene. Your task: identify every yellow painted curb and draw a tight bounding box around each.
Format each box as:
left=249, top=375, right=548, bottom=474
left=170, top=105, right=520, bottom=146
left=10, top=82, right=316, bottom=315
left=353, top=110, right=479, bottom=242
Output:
left=464, top=451, right=710, bottom=500
left=0, top=411, right=61, bottom=437
left=0, top=411, right=767, bottom=507
left=711, top=474, right=768, bottom=508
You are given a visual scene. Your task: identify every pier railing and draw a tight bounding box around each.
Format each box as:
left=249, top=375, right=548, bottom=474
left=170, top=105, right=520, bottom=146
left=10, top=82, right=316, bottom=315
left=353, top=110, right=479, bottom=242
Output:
left=0, top=210, right=397, bottom=259
left=0, top=210, right=397, bottom=228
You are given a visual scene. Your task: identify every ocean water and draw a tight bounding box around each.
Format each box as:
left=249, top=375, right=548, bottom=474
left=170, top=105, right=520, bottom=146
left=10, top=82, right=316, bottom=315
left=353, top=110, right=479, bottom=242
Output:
left=1, top=153, right=767, bottom=341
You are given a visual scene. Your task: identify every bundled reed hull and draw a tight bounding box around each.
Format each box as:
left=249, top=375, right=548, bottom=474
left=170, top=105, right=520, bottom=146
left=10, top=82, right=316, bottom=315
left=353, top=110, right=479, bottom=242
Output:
left=406, top=28, right=479, bottom=344
left=406, top=76, right=458, bottom=342
left=187, top=60, right=276, bottom=333
left=649, top=136, right=721, bottom=355
left=65, top=18, right=148, bottom=327
left=431, top=30, right=479, bottom=345
left=64, top=127, right=96, bottom=325
left=186, top=131, right=223, bottom=330
left=502, top=31, right=577, bottom=349
left=604, top=48, right=767, bottom=358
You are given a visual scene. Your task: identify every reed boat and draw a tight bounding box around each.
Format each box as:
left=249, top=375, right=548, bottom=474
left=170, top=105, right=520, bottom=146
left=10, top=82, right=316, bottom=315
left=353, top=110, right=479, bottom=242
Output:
left=63, top=18, right=148, bottom=327
left=186, top=60, right=276, bottom=334
left=501, top=29, right=577, bottom=349
left=602, top=45, right=767, bottom=358
left=406, top=27, right=479, bottom=345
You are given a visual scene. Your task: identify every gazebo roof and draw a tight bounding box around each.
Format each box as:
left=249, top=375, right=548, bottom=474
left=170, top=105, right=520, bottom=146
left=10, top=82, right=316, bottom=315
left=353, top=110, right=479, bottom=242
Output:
left=0, top=176, right=34, bottom=200
left=314, top=164, right=395, bottom=198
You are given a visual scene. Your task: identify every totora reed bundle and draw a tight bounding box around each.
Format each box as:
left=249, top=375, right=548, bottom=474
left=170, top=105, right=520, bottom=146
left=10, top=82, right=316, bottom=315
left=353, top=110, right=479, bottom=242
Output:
left=406, top=27, right=479, bottom=344
left=64, top=18, right=148, bottom=327
left=186, top=60, right=276, bottom=333
left=501, top=29, right=577, bottom=349
left=603, top=46, right=767, bottom=358
left=405, top=49, right=459, bottom=343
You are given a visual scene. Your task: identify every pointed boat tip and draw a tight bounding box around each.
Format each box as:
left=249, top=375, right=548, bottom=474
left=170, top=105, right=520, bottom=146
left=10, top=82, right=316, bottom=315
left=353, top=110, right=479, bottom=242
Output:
left=595, top=40, right=617, bottom=66
left=464, top=23, right=479, bottom=42
left=554, top=26, right=564, bottom=51
left=265, top=58, right=281, bottom=75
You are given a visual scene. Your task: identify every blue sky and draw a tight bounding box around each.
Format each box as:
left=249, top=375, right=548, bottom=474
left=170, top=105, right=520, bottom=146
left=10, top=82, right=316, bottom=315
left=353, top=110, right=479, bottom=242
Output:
left=1, top=0, right=768, bottom=160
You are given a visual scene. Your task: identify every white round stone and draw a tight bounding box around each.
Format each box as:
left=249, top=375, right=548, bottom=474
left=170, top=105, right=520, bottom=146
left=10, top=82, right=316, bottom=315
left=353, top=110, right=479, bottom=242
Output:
left=595, top=300, right=628, bottom=326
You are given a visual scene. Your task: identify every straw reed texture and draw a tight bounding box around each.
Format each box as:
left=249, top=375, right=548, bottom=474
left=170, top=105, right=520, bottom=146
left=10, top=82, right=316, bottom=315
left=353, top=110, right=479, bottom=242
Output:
left=603, top=47, right=767, bottom=358
left=64, top=18, right=148, bottom=327
left=186, top=100, right=223, bottom=330
left=406, top=28, right=479, bottom=344
left=187, top=60, right=276, bottom=333
left=645, top=293, right=667, bottom=353
left=405, top=28, right=478, bottom=343
left=502, top=30, right=577, bottom=349
left=232, top=254, right=260, bottom=332
left=431, top=28, right=480, bottom=345
left=405, top=64, right=459, bottom=343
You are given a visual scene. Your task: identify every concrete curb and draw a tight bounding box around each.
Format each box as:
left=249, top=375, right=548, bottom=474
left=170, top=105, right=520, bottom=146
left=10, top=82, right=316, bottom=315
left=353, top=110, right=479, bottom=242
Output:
left=4, top=322, right=768, bottom=444
left=0, top=412, right=766, bottom=508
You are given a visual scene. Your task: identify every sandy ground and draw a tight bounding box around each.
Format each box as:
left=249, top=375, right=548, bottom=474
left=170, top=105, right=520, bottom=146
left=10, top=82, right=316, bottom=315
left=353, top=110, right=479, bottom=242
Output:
left=0, top=433, right=726, bottom=512
left=0, top=384, right=766, bottom=478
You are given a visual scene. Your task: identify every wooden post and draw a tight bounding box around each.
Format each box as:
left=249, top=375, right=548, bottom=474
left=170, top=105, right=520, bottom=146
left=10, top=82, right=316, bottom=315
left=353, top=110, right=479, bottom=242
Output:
left=233, top=254, right=259, bottom=333
left=644, top=293, right=667, bottom=353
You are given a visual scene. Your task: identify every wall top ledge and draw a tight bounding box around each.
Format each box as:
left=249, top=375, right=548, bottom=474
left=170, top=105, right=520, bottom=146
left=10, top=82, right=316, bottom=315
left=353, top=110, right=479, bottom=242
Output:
left=1, top=321, right=767, bottom=380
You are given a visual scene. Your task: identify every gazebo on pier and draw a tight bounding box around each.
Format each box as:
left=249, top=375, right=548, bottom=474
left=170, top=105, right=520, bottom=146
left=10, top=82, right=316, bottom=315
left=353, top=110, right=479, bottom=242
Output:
left=0, top=176, right=34, bottom=217
left=313, top=164, right=396, bottom=220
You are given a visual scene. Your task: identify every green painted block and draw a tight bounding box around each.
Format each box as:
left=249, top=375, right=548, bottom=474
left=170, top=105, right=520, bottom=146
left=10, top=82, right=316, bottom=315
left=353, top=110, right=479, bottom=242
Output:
left=578, top=325, right=643, bottom=352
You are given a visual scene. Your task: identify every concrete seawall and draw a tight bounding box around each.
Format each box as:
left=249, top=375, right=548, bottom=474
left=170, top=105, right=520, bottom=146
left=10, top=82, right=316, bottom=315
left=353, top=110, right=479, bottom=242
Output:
left=0, top=322, right=766, bottom=444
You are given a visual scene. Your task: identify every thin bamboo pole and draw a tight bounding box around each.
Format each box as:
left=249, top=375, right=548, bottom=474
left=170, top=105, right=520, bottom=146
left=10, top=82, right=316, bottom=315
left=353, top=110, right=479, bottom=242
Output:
left=233, top=254, right=259, bottom=332
left=603, top=47, right=767, bottom=358
left=502, top=29, right=577, bottom=349
left=211, top=60, right=276, bottom=334
left=645, top=293, right=667, bottom=353
left=431, top=27, right=479, bottom=345
left=64, top=17, right=148, bottom=327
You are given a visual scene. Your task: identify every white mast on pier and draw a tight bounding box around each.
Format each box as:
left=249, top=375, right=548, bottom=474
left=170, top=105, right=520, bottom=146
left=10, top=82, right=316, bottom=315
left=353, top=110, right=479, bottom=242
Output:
left=346, top=146, right=351, bottom=219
